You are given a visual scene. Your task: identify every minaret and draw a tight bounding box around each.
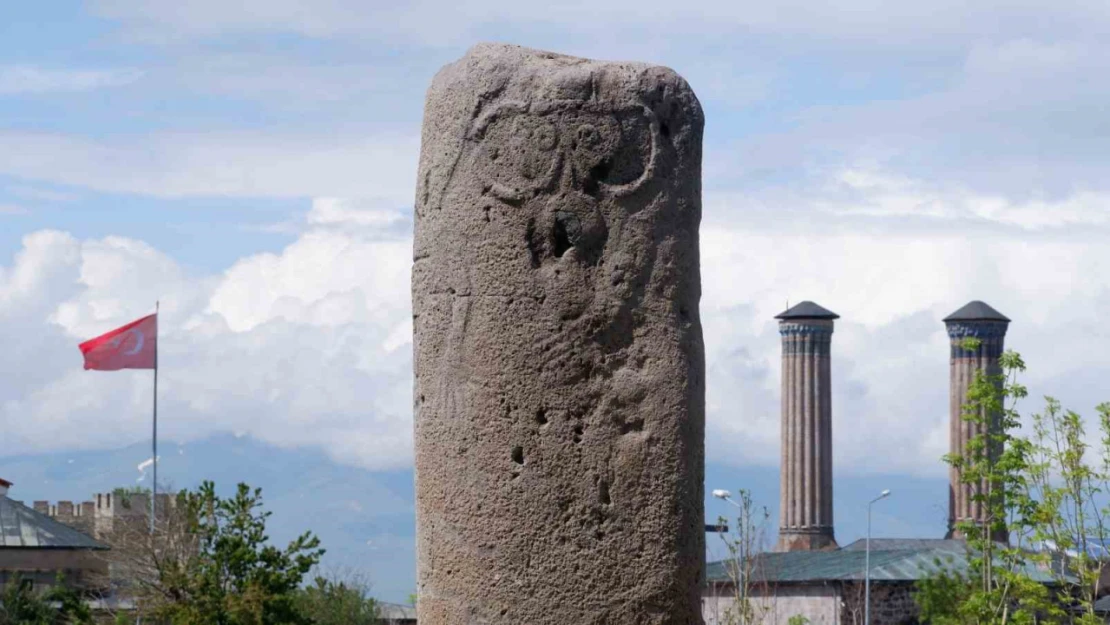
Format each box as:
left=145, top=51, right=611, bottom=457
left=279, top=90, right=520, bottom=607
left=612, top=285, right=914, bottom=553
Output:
left=943, top=300, right=1010, bottom=541
left=775, top=301, right=838, bottom=552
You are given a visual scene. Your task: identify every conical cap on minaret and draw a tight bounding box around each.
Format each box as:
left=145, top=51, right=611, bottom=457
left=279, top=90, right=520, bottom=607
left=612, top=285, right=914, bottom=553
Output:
left=943, top=301, right=1010, bottom=323
left=775, top=301, right=840, bottom=320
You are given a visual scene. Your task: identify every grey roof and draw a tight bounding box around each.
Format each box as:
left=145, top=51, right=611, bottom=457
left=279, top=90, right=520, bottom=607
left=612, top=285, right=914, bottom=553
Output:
left=0, top=495, right=107, bottom=550
left=707, top=540, right=1065, bottom=585
left=840, top=538, right=965, bottom=551
left=1094, top=595, right=1110, bottom=614
left=378, top=602, right=417, bottom=620
left=944, top=301, right=1010, bottom=323
left=774, top=301, right=839, bottom=320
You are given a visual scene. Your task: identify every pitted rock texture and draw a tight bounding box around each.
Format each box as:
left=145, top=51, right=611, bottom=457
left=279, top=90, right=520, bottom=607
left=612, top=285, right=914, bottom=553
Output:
left=412, top=43, right=705, bottom=624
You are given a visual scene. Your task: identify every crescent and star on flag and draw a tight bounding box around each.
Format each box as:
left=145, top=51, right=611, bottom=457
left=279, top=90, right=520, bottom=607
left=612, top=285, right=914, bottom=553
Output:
left=78, top=312, right=157, bottom=371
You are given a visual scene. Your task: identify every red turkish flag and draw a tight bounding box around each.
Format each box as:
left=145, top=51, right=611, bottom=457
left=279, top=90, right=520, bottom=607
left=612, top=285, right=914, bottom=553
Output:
left=78, top=314, right=157, bottom=371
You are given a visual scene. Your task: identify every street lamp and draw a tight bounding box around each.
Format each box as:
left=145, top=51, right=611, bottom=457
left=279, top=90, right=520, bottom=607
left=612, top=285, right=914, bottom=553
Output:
left=865, top=489, right=891, bottom=625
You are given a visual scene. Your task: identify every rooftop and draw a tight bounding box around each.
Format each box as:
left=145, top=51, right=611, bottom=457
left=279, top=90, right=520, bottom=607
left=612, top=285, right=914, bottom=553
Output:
left=707, top=539, right=1065, bottom=585
left=0, top=495, right=107, bottom=550
left=774, top=301, right=839, bottom=320
left=378, top=601, right=417, bottom=620
left=943, top=301, right=1010, bottom=323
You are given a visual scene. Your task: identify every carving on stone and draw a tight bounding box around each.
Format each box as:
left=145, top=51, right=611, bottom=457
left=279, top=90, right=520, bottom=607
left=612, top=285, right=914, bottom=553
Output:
left=468, top=99, right=661, bottom=202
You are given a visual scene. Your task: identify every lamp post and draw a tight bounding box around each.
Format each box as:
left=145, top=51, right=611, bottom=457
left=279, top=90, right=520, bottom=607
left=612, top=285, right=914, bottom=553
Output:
left=865, top=489, right=891, bottom=625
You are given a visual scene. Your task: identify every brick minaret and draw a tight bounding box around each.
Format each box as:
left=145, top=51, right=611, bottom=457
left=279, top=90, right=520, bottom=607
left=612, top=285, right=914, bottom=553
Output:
left=943, top=300, right=1010, bottom=541
left=775, top=301, right=838, bottom=552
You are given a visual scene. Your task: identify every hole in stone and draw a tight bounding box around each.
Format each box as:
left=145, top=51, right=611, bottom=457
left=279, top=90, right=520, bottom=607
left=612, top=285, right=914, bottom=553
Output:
left=552, top=211, right=579, bottom=258
left=585, top=161, right=611, bottom=197
left=660, top=121, right=671, bottom=138
left=483, top=206, right=491, bottom=222
left=573, top=425, right=584, bottom=443
left=535, top=409, right=548, bottom=425
left=511, top=446, right=524, bottom=465
left=620, top=417, right=644, bottom=434
left=599, top=480, right=611, bottom=505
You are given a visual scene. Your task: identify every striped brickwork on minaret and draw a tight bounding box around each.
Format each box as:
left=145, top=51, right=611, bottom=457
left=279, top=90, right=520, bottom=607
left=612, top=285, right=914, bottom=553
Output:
left=775, top=301, right=838, bottom=552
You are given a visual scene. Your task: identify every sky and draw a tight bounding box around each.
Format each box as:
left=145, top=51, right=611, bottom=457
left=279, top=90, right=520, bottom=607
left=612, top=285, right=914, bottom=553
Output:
left=3, top=0, right=1110, bottom=575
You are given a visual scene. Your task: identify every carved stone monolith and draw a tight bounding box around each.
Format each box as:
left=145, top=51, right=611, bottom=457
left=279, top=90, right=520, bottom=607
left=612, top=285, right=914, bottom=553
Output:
left=412, top=43, right=705, bottom=624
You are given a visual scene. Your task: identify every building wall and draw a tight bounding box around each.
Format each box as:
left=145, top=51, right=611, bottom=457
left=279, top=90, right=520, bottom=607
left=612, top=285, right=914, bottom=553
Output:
left=703, top=581, right=920, bottom=625
left=0, top=548, right=108, bottom=591
left=838, top=582, right=918, bottom=625
left=703, top=582, right=841, bottom=625
left=37, top=492, right=176, bottom=541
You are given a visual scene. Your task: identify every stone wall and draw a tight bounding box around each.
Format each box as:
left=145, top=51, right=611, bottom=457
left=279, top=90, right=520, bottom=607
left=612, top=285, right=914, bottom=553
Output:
left=38, top=492, right=176, bottom=541
left=702, top=581, right=920, bottom=625
left=839, top=582, right=918, bottom=625
left=0, top=547, right=109, bottom=592
left=703, top=582, right=840, bottom=625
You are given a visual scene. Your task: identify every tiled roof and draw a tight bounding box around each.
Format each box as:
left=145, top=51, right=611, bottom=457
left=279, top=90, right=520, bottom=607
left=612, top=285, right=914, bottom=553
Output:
left=707, top=540, right=1064, bottom=585
left=0, top=495, right=107, bottom=550
left=840, top=538, right=965, bottom=551
left=774, top=301, right=839, bottom=320
left=943, top=301, right=1010, bottom=323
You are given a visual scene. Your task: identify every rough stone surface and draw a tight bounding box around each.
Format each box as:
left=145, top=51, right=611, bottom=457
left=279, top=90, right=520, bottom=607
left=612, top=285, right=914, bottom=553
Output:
left=412, top=43, right=705, bottom=624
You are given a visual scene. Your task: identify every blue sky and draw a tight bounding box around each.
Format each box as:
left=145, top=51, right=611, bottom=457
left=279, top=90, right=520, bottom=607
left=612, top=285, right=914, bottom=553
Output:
left=3, top=0, right=1110, bottom=602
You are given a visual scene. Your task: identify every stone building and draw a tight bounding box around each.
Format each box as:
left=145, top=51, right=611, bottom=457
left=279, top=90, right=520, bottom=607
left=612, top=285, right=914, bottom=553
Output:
left=34, top=489, right=176, bottom=542
left=702, top=538, right=1061, bottom=625
left=0, top=478, right=109, bottom=592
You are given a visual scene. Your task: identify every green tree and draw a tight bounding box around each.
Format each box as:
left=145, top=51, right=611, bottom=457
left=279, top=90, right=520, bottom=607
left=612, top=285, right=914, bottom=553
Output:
left=129, top=481, right=324, bottom=625
left=915, top=339, right=1110, bottom=624
left=112, top=485, right=151, bottom=509
left=1022, top=398, right=1110, bottom=624
left=0, top=574, right=93, bottom=625
left=710, top=489, right=773, bottom=625
left=293, top=575, right=379, bottom=625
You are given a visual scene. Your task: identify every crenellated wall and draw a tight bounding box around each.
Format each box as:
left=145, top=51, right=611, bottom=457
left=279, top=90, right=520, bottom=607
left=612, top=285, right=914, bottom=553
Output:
left=37, top=492, right=176, bottom=540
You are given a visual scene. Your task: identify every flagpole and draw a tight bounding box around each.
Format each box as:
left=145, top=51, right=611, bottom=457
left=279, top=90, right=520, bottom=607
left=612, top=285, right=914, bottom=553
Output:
left=151, top=301, right=159, bottom=535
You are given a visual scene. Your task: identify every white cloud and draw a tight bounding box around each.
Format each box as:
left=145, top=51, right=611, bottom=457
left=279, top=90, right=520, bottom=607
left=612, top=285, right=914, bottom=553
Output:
left=0, top=131, right=420, bottom=201
left=0, top=206, right=413, bottom=470
left=700, top=217, right=1110, bottom=476
left=820, top=166, right=1110, bottom=228
left=4, top=187, right=1110, bottom=478
left=0, top=65, right=143, bottom=94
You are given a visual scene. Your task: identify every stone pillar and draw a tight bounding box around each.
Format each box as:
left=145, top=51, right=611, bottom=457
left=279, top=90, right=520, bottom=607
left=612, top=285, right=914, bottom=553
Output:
left=413, top=43, right=705, bottom=624
left=774, top=301, right=838, bottom=552
left=943, top=301, right=1010, bottom=541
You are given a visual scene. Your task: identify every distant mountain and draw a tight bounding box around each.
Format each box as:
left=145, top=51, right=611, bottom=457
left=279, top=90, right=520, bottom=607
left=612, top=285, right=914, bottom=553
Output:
left=0, top=434, right=949, bottom=603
